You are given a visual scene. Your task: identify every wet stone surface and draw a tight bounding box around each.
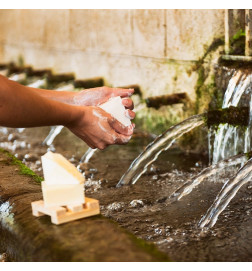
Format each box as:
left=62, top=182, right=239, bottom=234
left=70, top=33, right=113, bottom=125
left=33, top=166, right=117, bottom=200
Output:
left=0, top=150, right=169, bottom=262
left=1, top=126, right=252, bottom=261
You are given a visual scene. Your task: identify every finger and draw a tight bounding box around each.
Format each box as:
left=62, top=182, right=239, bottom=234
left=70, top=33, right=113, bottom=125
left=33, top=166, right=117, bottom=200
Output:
left=122, top=98, right=134, bottom=110
left=96, top=142, right=108, bottom=150
left=125, top=109, right=135, bottom=120
left=114, top=134, right=132, bottom=145
left=108, top=118, right=134, bottom=136
left=107, top=129, right=132, bottom=145
left=84, top=138, right=97, bottom=149
left=111, top=88, right=134, bottom=98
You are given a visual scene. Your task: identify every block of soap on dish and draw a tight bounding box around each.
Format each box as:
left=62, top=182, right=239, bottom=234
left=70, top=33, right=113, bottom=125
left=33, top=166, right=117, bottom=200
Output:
left=99, top=96, right=131, bottom=127
left=41, top=182, right=84, bottom=207
left=41, top=151, right=85, bottom=207
left=41, top=151, right=84, bottom=186
left=31, top=152, right=100, bottom=224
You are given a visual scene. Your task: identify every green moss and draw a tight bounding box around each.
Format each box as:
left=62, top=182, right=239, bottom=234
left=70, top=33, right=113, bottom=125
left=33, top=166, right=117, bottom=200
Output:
left=127, top=234, right=171, bottom=262
left=208, top=83, right=223, bottom=111
left=245, top=151, right=252, bottom=160
left=0, top=148, right=43, bottom=183
left=17, top=55, right=25, bottom=67
left=232, top=29, right=245, bottom=40
left=206, top=106, right=249, bottom=127
left=104, top=216, right=171, bottom=262
left=134, top=106, right=181, bottom=135
left=229, top=29, right=246, bottom=55
left=193, top=38, right=224, bottom=114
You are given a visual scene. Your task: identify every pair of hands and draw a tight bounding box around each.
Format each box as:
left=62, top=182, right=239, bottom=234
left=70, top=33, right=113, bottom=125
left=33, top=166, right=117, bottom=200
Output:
left=67, top=87, right=135, bottom=150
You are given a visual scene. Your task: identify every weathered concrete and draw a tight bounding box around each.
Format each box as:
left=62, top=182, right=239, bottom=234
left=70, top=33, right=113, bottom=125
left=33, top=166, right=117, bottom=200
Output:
left=0, top=150, right=169, bottom=262
left=0, top=10, right=225, bottom=99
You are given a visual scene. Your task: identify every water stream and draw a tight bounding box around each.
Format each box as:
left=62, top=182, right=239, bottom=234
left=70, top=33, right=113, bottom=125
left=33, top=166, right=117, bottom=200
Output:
left=43, top=125, right=64, bottom=146
left=196, top=68, right=252, bottom=228
left=117, top=114, right=205, bottom=187
left=210, top=70, right=252, bottom=164
left=199, top=158, right=252, bottom=229
left=80, top=147, right=98, bottom=163
left=169, top=153, right=248, bottom=202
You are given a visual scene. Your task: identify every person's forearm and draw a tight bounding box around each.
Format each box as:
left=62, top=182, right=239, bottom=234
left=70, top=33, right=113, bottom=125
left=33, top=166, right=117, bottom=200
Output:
left=26, top=86, right=75, bottom=104
left=27, top=86, right=135, bottom=110
left=0, top=75, right=80, bottom=128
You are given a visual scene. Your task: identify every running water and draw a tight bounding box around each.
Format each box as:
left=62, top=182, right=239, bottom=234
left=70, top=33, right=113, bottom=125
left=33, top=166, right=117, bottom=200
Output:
left=199, top=157, right=252, bottom=229
left=80, top=148, right=98, bottom=163
left=27, top=79, right=46, bottom=88
left=117, top=114, right=205, bottom=187
left=43, top=126, right=64, bottom=146
left=42, top=84, right=76, bottom=146
left=210, top=70, right=252, bottom=164
left=8, top=73, right=26, bottom=82
left=197, top=69, right=252, bottom=228
left=169, top=153, right=248, bottom=202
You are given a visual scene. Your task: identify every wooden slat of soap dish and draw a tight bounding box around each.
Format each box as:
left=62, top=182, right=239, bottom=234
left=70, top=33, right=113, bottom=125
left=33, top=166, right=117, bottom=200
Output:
left=31, top=197, right=100, bottom=225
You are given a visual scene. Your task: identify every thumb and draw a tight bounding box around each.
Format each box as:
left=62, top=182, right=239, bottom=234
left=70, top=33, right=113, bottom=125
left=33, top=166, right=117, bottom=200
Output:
left=108, top=117, right=134, bottom=136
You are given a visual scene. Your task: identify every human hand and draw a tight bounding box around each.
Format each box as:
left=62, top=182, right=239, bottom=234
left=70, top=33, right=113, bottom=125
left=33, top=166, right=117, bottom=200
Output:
left=73, top=86, right=135, bottom=118
left=67, top=106, right=134, bottom=150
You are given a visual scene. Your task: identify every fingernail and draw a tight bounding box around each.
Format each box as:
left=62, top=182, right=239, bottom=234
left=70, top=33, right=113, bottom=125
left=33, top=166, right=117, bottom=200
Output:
left=128, top=88, right=134, bottom=96
left=122, top=99, right=129, bottom=106
left=125, top=110, right=132, bottom=119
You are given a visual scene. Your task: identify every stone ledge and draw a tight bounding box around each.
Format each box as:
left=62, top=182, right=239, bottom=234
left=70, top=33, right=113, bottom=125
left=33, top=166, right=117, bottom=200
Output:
left=0, top=149, right=170, bottom=262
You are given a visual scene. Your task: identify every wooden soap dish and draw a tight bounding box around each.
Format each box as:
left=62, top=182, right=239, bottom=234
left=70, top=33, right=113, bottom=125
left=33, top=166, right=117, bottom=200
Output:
left=31, top=197, right=100, bottom=225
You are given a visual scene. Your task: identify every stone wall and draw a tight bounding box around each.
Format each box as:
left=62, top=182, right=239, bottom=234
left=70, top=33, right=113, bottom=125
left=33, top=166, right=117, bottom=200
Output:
left=0, top=10, right=224, bottom=100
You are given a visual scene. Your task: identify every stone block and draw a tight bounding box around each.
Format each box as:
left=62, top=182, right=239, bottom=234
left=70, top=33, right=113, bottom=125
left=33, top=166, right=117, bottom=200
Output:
left=44, top=10, right=70, bottom=50
left=18, top=10, right=46, bottom=47
left=69, top=10, right=98, bottom=51
left=132, top=10, right=166, bottom=58
left=165, top=9, right=225, bottom=60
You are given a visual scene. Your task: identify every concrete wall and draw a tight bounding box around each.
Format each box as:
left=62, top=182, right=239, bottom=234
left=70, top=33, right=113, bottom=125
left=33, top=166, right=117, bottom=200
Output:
left=0, top=9, right=225, bottom=101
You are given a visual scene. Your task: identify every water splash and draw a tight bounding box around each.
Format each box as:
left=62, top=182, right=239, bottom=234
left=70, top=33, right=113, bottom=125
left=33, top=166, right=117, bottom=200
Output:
left=27, top=79, right=46, bottom=88
left=43, top=126, right=64, bottom=146
left=8, top=73, right=26, bottom=82
left=16, top=128, right=25, bottom=133
left=80, top=148, right=98, bottom=163
left=117, top=114, right=205, bottom=187
left=0, top=69, right=8, bottom=76
left=199, top=157, right=252, bottom=229
left=169, top=153, right=247, bottom=202
left=55, top=83, right=75, bottom=91
left=0, top=201, right=15, bottom=231
left=210, top=70, right=252, bottom=164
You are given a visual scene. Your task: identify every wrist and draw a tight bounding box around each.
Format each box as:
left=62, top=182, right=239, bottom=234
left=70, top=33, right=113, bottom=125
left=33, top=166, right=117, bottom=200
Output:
left=64, top=104, right=86, bottom=128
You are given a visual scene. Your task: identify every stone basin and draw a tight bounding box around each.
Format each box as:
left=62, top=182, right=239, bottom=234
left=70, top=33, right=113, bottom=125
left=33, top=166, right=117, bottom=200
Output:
left=0, top=149, right=169, bottom=262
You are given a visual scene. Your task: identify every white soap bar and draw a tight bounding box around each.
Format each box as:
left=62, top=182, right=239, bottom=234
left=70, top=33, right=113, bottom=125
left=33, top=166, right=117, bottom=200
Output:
left=99, top=96, right=131, bottom=127
left=41, top=151, right=84, bottom=186
left=42, top=182, right=85, bottom=207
